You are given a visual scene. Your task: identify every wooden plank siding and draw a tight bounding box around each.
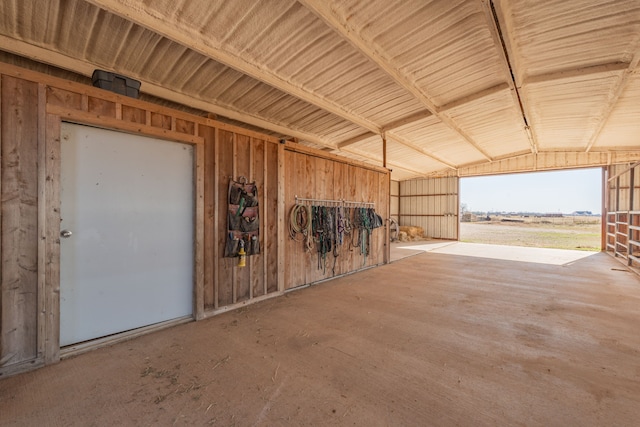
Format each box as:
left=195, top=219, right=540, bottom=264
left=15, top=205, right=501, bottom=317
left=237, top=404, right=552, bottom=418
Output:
left=0, top=62, right=390, bottom=377
left=282, top=146, right=389, bottom=290
left=1, top=76, right=40, bottom=371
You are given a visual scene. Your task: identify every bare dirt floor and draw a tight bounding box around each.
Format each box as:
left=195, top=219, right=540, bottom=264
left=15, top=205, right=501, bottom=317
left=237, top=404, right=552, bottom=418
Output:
left=2, top=248, right=640, bottom=426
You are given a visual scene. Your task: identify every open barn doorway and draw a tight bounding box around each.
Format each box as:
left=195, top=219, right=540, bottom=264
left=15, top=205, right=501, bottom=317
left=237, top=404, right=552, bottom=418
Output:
left=459, top=168, right=603, bottom=252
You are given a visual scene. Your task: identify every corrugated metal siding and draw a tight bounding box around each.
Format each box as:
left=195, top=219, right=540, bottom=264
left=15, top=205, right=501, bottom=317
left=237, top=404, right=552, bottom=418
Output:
left=399, top=177, right=458, bottom=240
left=390, top=180, right=400, bottom=222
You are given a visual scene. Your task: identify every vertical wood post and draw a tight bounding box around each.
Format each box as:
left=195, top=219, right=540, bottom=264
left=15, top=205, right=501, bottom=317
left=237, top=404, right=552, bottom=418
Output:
left=194, top=139, right=205, bottom=320
left=628, top=166, right=635, bottom=265
left=277, top=143, right=285, bottom=292
left=382, top=134, right=387, bottom=168
left=44, top=114, right=61, bottom=364
left=385, top=172, right=391, bottom=264
left=456, top=176, right=461, bottom=241
left=601, top=167, right=607, bottom=252
left=37, top=84, right=47, bottom=360
left=213, top=128, right=220, bottom=309
left=232, top=134, right=237, bottom=303
left=263, top=143, right=268, bottom=295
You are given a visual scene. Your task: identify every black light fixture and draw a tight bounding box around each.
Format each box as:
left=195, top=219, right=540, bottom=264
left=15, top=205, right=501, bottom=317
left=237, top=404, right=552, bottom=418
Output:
left=91, top=70, right=141, bottom=99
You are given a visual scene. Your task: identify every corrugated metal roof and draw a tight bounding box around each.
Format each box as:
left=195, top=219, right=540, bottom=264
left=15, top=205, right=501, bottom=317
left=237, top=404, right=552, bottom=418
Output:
left=1, top=0, right=639, bottom=179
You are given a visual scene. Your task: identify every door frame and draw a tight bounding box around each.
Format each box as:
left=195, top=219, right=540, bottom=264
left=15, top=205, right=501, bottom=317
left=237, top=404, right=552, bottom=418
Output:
left=41, top=109, right=205, bottom=363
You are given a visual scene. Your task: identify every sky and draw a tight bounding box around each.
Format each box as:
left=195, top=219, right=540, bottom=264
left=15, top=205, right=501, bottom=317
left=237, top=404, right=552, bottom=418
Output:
left=460, top=168, right=602, bottom=214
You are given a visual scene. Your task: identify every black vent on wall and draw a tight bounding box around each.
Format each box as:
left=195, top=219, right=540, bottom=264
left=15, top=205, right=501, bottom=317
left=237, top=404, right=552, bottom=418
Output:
left=91, top=70, right=141, bottom=99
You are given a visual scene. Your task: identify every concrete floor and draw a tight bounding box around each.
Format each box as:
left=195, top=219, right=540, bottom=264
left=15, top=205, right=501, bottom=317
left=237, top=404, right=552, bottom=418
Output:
left=391, top=240, right=596, bottom=265
left=2, top=245, right=640, bottom=426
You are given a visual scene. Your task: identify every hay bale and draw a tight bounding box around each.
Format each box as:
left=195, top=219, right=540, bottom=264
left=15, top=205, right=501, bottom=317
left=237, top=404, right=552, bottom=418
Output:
left=398, top=231, right=409, bottom=242
left=399, top=226, right=424, bottom=240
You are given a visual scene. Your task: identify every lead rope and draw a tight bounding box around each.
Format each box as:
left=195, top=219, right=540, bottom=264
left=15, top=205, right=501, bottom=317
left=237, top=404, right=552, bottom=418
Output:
left=351, top=207, right=362, bottom=250
left=296, top=203, right=375, bottom=273
left=312, top=205, right=322, bottom=271
left=332, top=206, right=340, bottom=275
left=289, top=204, right=314, bottom=252
left=324, top=206, right=334, bottom=274
left=359, top=207, right=373, bottom=266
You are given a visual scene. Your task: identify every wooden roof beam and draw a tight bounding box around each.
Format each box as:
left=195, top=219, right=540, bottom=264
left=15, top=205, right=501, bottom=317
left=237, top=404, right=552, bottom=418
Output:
left=85, top=0, right=382, bottom=135
left=299, top=0, right=493, bottom=162
left=0, top=35, right=339, bottom=151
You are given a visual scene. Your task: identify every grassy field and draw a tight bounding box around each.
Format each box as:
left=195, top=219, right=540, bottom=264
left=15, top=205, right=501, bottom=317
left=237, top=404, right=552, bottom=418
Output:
left=460, top=221, right=601, bottom=251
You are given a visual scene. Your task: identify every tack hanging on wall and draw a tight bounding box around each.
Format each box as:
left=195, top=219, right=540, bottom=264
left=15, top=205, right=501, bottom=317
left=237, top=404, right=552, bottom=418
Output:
left=289, top=196, right=383, bottom=274
left=225, top=176, right=260, bottom=259
left=294, top=195, right=375, bottom=208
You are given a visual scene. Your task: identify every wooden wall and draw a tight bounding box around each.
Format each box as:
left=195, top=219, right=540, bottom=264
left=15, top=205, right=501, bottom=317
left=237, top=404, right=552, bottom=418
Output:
left=205, top=129, right=280, bottom=313
left=283, top=146, right=389, bottom=289
left=1, top=75, right=40, bottom=371
left=0, top=62, right=390, bottom=377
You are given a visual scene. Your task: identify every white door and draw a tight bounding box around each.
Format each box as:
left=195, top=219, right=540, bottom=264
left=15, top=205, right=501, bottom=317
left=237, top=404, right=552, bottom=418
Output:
left=59, top=123, right=194, bottom=346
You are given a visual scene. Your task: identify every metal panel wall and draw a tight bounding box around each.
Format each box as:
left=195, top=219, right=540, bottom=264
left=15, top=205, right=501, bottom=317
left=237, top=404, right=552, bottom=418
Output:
left=607, top=163, right=640, bottom=213
left=390, top=180, right=400, bottom=222
left=399, top=177, right=459, bottom=240
left=605, top=163, right=640, bottom=270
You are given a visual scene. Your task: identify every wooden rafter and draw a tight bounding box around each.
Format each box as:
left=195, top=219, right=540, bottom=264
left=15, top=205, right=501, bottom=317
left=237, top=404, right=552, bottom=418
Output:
left=299, top=0, right=494, bottom=161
